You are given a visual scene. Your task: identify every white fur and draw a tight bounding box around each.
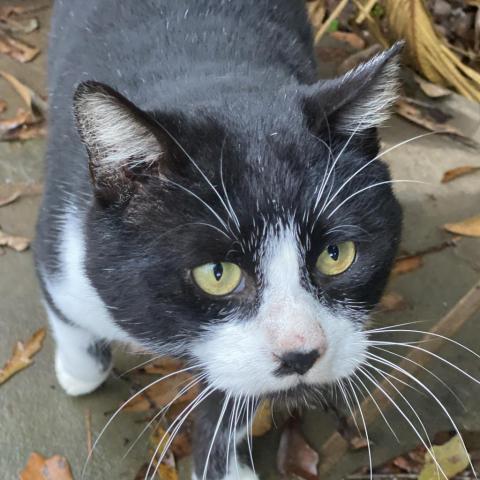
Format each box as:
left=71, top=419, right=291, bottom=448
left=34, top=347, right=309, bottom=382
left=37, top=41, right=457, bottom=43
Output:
left=45, top=211, right=131, bottom=343
left=76, top=91, right=162, bottom=170
left=191, top=226, right=367, bottom=397
left=46, top=304, right=112, bottom=395
left=192, top=464, right=259, bottom=480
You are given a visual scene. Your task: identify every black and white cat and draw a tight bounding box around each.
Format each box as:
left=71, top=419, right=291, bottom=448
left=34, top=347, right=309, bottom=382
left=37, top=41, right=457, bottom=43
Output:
left=35, top=0, right=403, bottom=478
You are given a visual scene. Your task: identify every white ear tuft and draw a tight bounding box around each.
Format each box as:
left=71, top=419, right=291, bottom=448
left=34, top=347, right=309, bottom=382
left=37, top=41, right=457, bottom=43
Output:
left=74, top=82, right=164, bottom=172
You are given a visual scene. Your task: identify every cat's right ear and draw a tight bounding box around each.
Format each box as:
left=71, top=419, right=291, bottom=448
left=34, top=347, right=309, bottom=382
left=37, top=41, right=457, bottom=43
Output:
left=73, top=81, right=170, bottom=204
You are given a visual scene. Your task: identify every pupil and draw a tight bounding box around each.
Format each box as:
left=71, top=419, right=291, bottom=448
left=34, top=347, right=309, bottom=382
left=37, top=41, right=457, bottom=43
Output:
left=327, top=245, right=339, bottom=261
left=213, top=263, right=223, bottom=281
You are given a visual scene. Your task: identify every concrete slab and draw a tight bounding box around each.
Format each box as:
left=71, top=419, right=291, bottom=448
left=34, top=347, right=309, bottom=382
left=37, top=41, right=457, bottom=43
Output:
left=1, top=2, right=479, bottom=479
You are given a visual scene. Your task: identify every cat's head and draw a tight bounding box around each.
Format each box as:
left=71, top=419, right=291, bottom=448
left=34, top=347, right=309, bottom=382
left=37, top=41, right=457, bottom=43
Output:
left=74, top=44, right=403, bottom=401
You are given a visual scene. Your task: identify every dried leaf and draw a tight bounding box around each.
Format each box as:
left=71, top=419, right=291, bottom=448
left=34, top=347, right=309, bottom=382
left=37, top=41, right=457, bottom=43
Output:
left=123, top=372, right=199, bottom=412
left=379, top=292, right=409, bottom=312
left=2, top=121, right=47, bottom=141
left=0, top=98, right=6, bottom=112
left=0, top=108, right=32, bottom=132
left=349, top=436, right=370, bottom=451
left=150, top=426, right=180, bottom=480
left=442, top=166, right=480, bottom=183
left=444, top=215, right=480, bottom=238
left=143, top=356, right=185, bottom=376
left=151, top=422, right=192, bottom=461
left=0, top=70, right=48, bottom=117
left=393, top=455, right=418, bottom=472
left=277, top=418, right=319, bottom=480
left=418, top=435, right=470, bottom=480
left=0, top=32, right=39, bottom=62
left=414, top=74, right=452, bottom=98
left=0, top=17, right=39, bottom=34
left=392, top=255, right=423, bottom=276
left=0, top=228, right=30, bottom=251
left=395, top=98, right=468, bottom=139
left=252, top=400, right=272, bottom=437
left=329, top=31, right=366, bottom=50
left=20, top=453, right=74, bottom=480
left=0, top=190, right=20, bottom=207
left=0, top=328, right=46, bottom=385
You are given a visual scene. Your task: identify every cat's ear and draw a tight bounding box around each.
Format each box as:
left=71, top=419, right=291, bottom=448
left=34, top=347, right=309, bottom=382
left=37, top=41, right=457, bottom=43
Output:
left=73, top=81, right=168, bottom=203
left=303, top=42, right=403, bottom=134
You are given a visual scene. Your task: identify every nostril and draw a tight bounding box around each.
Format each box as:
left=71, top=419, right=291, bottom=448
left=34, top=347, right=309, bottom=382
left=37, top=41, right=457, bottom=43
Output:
left=276, top=349, right=320, bottom=376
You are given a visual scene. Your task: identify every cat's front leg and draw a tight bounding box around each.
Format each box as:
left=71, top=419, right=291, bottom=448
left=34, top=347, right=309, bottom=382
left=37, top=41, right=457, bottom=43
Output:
left=192, top=392, right=259, bottom=480
left=45, top=303, right=112, bottom=396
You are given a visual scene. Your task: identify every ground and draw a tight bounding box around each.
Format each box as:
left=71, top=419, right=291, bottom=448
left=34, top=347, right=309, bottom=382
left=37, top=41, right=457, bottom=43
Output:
left=1, top=2, right=480, bottom=479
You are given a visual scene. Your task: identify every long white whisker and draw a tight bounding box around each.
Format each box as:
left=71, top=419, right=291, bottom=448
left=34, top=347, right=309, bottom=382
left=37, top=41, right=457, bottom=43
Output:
left=351, top=371, right=399, bottom=442
left=347, top=377, right=373, bottom=480
left=147, top=385, right=215, bottom=480
left=246, top=396, right=256, bottom=476
left=219, top=142, right=241, bottom=232
left=327, top=180, right=427, bottom=219
left=321, top=132, right=434, bottom=213
left=122, top=373, right=208, bottom=460
left=366, top=354, right=477, bottom=478
left=358, top=366, right=448, bottom=480
left=81, top=364, right=201, bottom=479
left=370, top=346, right=465, bottom=409
left=202, top=393, right=231, bottom=480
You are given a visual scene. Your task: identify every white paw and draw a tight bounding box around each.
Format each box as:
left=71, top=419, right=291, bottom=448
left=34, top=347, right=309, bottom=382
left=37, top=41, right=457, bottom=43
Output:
left=193, top=464, right=259, bottom=480
left=55, top=353, right=111, bottom=396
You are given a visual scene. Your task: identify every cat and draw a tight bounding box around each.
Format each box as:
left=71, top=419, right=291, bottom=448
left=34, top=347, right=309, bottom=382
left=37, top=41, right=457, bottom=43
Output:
left=34, top=0, right=403, bottom=478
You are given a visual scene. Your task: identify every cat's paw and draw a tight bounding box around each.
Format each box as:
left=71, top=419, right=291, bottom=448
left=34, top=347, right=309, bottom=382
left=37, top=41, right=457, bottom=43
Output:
left=55, top=353, right=111, bottom=396
left=192, top=465, right=259, bottom=480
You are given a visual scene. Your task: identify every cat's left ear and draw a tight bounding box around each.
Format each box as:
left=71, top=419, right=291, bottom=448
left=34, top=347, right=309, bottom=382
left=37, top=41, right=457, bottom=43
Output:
left=303, top=42, right=404, bottom=134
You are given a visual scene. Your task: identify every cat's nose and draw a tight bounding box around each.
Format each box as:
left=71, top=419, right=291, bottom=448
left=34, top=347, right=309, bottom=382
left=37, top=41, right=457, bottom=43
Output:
left=276, top=349, right=320, bottom=376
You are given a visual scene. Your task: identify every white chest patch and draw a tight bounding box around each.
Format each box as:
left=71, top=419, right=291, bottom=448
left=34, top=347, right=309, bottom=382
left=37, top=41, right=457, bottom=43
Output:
left=44, top=210, right=131, bottom=343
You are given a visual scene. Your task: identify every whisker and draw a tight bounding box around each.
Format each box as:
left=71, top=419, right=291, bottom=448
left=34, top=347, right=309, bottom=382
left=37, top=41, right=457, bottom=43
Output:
left=370, top=346, right=465, bottom=409
left=365, top=353, right=477, bottom=478
left=321, top=132, right=435, bottom=213
left=219, top=140, right=241, bottom=232
left=202, top=393, right=232, bottom=480
left=147, top=385, right=216, bottom=480
left=81, top=364, right=202, bottom=479
left=327, top=180, right=427, bottom=219
left=357, top=366, right=448, bottom=480
left=347, top=377, right=373, bottom=480
left=122, top=373, right=208, bottom=460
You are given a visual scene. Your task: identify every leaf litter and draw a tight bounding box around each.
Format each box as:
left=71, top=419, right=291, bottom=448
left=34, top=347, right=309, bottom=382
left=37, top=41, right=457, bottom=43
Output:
left=20, top=453, right=74, bottom=480
left=0, top=328, right=46, bottom=385
left=442, top=166, right=480, bottom=183
left=0, top=227, right=31, bottom=251
left=444, top=215, right=480, bottom=238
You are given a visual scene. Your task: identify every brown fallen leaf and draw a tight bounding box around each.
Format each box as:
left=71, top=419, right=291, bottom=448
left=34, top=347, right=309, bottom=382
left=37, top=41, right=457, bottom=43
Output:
left=252, top=400, right=272, bottom=437
left=0, top=190, right=20, bottom=207
left=277, top=417, right=319, bottom=480
left=150, top=425, right=180, bottom=480
left=395, top=98, right=469, bottom=140
left=349, top=435, right=370, bottom=451
left=414, top=74, right=452, bottom=98
left=444, top=215, right=480, bottom=238
left=1, top=121, right=46, bottom=141
left=0, top=98, right=6, bottom=112
left=442, top=166, right=480, bottom=183
left=123, top=372, right=199, bottom=412
left=0, top=108, right=33, bottom=132
left=20, top=453, right=74, bottom=480
left=418, top=435, right=470, bottom=480
left=329, top=31, right=366, bottom=50
left=143, top=356, right=185, bottom=376
left=152, top=421, right=192, bottom=461
left=392, top=255, right=423, bottom=276
left=0, top=228, right=30, bottom=251
left=0, top=16, right=39, bottom=34
left=0, top=328, right=46, bottom=385
left=0, top=70, right=48, bottom=117
left=0, top=32, right=39, bottom=62
left=379, top=292, right=409, bottom=312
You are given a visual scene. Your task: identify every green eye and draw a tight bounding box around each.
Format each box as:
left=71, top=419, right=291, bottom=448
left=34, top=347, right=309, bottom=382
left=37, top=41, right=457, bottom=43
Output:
left=192, top=262, right=242, bottom=296
left=316, top=241, right=356, bottom=276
